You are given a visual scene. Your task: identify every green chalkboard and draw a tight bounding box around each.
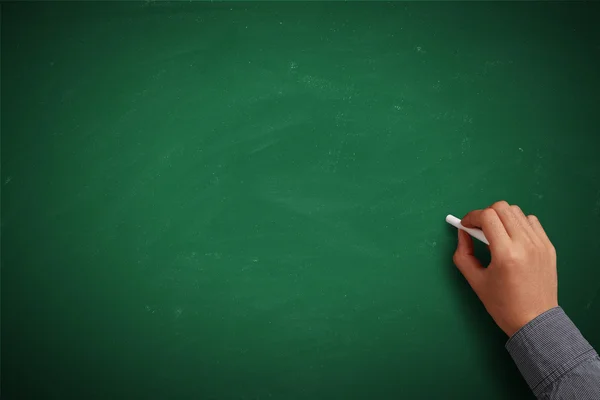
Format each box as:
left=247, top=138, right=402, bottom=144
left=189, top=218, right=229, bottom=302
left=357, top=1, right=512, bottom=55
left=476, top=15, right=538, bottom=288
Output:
left=3, top=2, right=600, bottom=399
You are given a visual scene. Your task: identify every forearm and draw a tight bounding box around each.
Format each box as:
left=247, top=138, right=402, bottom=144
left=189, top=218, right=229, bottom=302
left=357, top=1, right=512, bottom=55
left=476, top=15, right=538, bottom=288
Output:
left=506, top=307, right=600, bottom=399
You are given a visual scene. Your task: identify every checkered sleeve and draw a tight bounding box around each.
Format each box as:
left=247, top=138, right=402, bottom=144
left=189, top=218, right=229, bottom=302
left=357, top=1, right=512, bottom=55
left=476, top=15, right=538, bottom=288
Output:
left=506, top=307, right=600, bottom=399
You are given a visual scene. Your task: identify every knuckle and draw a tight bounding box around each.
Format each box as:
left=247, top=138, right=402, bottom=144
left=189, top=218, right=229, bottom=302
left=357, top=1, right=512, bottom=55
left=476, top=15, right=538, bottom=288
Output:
left=504, top=249, right=517, bottom=261
left=528, top=214, right=539, bottom=223
left=491, top=200, right=510, bottom=210
left=510, top=205, right=522, bottom=214
left=504, top=248, right=524, bottom=265
left=481, top=208, right=496, bottom=221
left=452, top=251, right=462, bottom=265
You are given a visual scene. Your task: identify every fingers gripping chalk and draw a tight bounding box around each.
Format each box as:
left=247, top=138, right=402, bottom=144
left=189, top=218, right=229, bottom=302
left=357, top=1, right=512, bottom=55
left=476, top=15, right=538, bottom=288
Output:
left=446, top=214, right=490, bottom=245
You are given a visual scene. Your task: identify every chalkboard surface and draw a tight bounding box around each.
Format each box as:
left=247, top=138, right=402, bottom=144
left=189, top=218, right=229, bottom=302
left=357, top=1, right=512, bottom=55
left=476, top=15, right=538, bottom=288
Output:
left=3, top=2, right=600, bottom=399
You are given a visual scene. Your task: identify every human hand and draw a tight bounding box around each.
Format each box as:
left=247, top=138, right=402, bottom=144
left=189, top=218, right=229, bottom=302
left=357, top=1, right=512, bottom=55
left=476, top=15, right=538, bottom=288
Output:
left=452, top=201, right=558, bottom=337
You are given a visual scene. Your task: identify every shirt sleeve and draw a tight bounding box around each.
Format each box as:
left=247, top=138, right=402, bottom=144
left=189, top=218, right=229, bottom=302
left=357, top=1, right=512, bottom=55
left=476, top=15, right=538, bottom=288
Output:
left=505, top=306, right=600, bottom=399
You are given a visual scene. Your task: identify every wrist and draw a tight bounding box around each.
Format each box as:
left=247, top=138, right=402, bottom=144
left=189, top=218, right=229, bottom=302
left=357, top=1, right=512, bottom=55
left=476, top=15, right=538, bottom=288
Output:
left=507, top=304, right=559, bottom=337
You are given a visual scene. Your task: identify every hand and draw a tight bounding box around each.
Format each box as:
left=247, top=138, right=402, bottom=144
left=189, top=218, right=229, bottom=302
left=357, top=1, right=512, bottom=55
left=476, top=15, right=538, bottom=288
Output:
left=452, top=201, right=558, bottom=337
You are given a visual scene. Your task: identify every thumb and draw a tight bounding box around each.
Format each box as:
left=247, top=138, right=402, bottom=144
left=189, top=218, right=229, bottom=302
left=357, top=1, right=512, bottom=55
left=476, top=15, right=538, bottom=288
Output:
left=453, top=230, right=484, bottom=290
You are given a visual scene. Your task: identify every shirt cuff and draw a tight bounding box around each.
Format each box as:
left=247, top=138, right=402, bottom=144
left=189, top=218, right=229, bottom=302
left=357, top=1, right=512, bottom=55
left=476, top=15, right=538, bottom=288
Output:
left=505, top=306, right=597, bottom=396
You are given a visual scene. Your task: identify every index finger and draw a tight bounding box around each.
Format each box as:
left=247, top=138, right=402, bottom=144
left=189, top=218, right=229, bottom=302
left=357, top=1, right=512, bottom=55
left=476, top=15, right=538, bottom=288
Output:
left=462, top=208, right=511, bottom=247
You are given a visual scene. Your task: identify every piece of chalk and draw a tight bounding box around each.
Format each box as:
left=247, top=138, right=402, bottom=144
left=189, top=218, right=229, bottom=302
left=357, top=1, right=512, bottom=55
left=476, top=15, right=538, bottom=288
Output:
left=446, top=214, right=490, bottom=245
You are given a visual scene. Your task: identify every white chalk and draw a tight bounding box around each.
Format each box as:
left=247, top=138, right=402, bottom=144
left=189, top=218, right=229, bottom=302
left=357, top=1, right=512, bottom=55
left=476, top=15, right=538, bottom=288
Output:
left=446, top=214, right=489, bottom=245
